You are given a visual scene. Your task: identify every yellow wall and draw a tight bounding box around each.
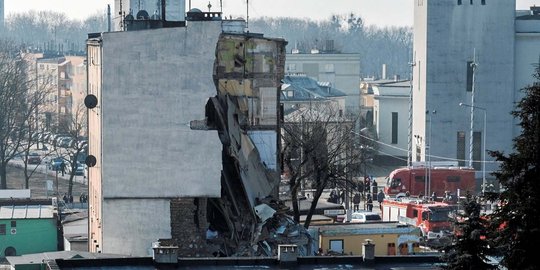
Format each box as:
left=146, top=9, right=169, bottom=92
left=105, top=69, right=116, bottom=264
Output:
left=320, top=233, right=403, bottom=256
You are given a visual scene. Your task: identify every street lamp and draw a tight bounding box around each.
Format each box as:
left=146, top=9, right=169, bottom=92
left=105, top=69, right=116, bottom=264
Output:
left=459, top=102, right=487, bottom=193
left=426, top=110, right=436, bottom=196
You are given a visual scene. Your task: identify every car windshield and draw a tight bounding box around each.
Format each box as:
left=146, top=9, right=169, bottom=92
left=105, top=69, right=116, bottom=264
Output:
left=365, top=214, right=381, bottom=221
left=429, top=210, right=451, bottom=222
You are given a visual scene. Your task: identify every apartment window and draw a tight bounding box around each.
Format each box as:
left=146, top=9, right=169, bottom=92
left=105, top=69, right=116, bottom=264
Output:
left=303, top=63, right=319, bottom=78
left=391, top=112, right=398, bottom=144
left=466, top=61, right=474, bottom=92
left=287, top=64, right=296, bottom=72
left=387, top=243, right=396, bottom=255
left=473, top=131, right=482, bottom=170
left=10, top=221, right=16, bottom=228
left=324, top=64, right=335, bottom=73
left=481, top=0, right=485, bottom=5
left=413, top=209, right=418, bottom=218
left=0, top=224, right=5, bottom=235
left=470, top=0, right=473, bottom=4
left=415, top=176, right=425, bottom=182
left=416, top=145, right=422, bottom=162
left=457, top=131, right=466, bottom=166
left=458, top=0, right=462, bottom=5
left=329, top=240, right=344, bottom=254
left=447, top=176, right=461, bottom=182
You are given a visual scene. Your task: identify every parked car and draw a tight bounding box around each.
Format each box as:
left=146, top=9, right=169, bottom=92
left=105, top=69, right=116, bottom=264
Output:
left=350, top=212, right=382, bottom=223
left=58, top=137, right=73, bottom=148
left=72, top=162, right=86, bottom=176
left=66, top=162, right=85, bottom=176
left=49, top=157, right=68, bottom=171
left=27, top=153, right=41, bottom=165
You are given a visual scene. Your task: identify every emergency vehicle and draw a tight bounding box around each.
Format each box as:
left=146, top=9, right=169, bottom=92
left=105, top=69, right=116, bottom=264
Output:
left=384, top=166, right=476, bottom=196
left=381, top=198, right=456, bottom=242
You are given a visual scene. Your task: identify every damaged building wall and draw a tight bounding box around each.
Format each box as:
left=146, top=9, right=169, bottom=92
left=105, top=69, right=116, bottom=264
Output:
left=87, top=21, right=223, bottom=256
left=187, top=33, right=316, bottom=257
left=211, top=34, right=287, bottom=208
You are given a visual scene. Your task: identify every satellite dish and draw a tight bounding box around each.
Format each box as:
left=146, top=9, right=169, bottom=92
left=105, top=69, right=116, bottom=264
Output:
left=84, top=94, right=98, bottom=109
left=85, top=155, right=97, bottom=167
left=136, top=10, right=150, bottom=20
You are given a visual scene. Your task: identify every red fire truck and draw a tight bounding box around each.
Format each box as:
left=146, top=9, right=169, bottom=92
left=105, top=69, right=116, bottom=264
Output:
left=384, top=166, right=476, bottom=197
left=381, top=198, right=456, bottom=242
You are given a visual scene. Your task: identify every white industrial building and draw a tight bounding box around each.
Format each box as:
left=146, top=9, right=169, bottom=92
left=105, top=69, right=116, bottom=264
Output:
left=412, top=0, right=540, bottom=185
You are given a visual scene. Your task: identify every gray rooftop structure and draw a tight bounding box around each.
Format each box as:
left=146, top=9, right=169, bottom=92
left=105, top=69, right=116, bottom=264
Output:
left=281, top=75, right=346, bottom=101
left=0, top=205, right=54, bottom=219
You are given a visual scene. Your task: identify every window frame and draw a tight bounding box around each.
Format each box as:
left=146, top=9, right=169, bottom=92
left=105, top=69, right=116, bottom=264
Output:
left=329, top=239, right=344, bottom=254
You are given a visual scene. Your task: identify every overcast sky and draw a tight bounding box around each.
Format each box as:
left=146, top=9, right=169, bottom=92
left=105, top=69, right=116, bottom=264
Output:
left=4, top=0, right=540, bottom=27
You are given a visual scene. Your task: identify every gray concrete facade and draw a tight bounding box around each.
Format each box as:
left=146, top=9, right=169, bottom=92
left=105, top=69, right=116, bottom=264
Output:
left=0, top=0, right=4, bottom=31
left=413, top=0, right=516, bottom=175
left=87, top=21, right=223, bottom=256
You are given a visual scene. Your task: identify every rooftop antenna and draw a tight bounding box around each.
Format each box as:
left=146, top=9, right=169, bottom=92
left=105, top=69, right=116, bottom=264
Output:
left=220, top=0, right=223, bottom=13
left=207, top=1, right=212, bottom=12
left=246, top=0, right=249, bottom=29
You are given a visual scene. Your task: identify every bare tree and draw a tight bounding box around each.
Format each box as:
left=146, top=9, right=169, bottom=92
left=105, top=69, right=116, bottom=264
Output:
left=56, top=102, right=87, bottom=197
left=0, top=41, right=35, bottom=189
left=282, top=103, right=362, bottom=228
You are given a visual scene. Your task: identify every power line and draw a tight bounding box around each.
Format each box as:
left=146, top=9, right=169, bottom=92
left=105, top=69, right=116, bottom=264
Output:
left=352, top=131, right=500, bottom=164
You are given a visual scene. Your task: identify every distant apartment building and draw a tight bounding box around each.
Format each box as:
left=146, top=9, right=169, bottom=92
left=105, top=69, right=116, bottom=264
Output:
left=286, top=52, right=361, bottom=112
left=36, top=56, right=73, bottom=133
left=412, top=1, right=540, bottom=178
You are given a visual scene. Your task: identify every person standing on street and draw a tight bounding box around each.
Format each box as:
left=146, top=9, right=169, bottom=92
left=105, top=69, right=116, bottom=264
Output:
left=367, top=196, right=373, bottom=212
left=353, top=193, right=361, bottom=212
left=60, top=161, right=66, bottom=176
left=377, top=190, right=385, bottom=211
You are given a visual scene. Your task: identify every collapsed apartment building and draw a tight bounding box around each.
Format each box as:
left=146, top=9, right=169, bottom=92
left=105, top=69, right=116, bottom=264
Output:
left=86, top=0, right=309, bottom=257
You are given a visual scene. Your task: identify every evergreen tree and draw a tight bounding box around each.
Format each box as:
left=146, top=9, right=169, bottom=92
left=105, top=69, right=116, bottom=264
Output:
left=488, top=66, right=540, bottom=270
left=442, top=195, right=494, bottom=270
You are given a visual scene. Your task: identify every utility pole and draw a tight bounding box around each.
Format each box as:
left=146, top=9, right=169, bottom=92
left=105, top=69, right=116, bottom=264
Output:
left=408, top=53, right=416, bottom=167
left=468, top=49, right=478, bottom=168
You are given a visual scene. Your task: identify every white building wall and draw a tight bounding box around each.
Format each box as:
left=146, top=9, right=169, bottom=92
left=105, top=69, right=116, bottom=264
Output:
left=100, top=23, right=222, bottom=199
left=103, top=199, right=171, bottom=256
left=374, top=86, right=409, bottom=159
left=413, top=0, right=515, bottom=174
left=89, top=21, right=223, bottom=256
